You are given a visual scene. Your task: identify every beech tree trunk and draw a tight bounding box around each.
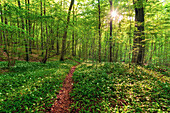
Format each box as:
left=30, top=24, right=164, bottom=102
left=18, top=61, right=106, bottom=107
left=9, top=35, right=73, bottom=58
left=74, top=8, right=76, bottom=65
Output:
left=72, top=5, right=75, bottom=56
left=60, top=0, right=74, bottom=61
left=56, top=25, right=59, bottom=55
left=132, top=0, right=145, bottom=65
left=41, top=0, right=49, bottom=63
left=25, top=0, right=29, bottom=61
left=28, top=0, right=32, bottom=54
left=98, top=0, right=101, bottom=62
left=40, top=0, right=44, bottom=55
left=0, top=2, right=4, bottom=46
left=109, top=0, right=113, bottom=62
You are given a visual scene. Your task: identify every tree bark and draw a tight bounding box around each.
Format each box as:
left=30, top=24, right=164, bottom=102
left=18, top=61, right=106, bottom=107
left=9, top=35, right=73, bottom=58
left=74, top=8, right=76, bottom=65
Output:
left=132, top=0, right=145, bottom=65
left=50, top=21, right=54, bottom=50
left=74, top=7, right=78, bottom=56
left=60, top=0, right=74, bottom=61
left=109, top=0, right=113, bottom=62
left=24, top=0, right=29, bottom=61
left=28, top=0, right=32, bottom=54
left=0, top=2, right=4, bottom=46
left=72, top=5, right=75, bottom=56
left=56, top=25, right=59, bottom=55
left=98, top=0, right=101, bottom=62
left=129, top=5, right=132, bottom=67
left=40, top=0, right=44, bottom=55
left=41, top=0, right=49, bottom=63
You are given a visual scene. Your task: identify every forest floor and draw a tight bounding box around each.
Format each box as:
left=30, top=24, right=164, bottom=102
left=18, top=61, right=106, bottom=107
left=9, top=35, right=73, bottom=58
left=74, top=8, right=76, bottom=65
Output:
left=0, top=58, right=169, bottom=112
left=69, top=62, right=169, bottom=112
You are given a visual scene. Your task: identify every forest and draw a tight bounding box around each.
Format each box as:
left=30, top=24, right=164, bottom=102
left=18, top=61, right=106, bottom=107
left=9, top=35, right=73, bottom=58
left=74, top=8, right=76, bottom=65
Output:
left=0, top=0, right=169, bottom=112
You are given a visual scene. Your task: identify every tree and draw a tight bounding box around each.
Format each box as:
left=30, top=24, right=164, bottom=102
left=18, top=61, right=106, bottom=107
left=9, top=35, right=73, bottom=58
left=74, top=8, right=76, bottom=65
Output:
left=132, top=0, right=145, bottom=65
left=40, top=0, right=44, bottom=56
left=24, top=0, right=29, bottom=62
left=0, top=0, right=169, bottom=67
left=41, top=0, right=49, bottom=63
left=72, top=5, right=75, bottom=56
left=109, top=0, right=113, bottom=62
left=98, top=0, right=101, bottom=62
left=60, top=0, right=74, bottom=61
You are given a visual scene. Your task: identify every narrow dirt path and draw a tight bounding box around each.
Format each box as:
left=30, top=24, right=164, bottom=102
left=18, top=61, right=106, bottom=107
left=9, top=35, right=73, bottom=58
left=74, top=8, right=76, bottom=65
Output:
left=50, top=62, right=80, bottom=113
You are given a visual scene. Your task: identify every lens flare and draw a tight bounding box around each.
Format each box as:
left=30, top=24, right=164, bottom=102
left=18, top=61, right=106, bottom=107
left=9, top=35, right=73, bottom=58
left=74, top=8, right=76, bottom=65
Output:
left=111, top=10, right=117, bottom=18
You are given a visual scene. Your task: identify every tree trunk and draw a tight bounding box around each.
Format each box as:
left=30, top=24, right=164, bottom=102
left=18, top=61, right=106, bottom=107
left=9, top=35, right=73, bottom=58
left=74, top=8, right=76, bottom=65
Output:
left=36, top=22, right=39, bottom=51
left=56, top=26, right=59, bottom=55
left=72, top=5, right=75, bottom=56
left=28, top=0, right=32, bottom=54
left=40, top=0, right=44, bottom=55
left=113, top=24, right=116, bottom=62
left=129, top=5, right=132, bottom=67
left=109, top=0, right=113, bottom=62
left=50, top=21, right=54, bottom=50
left=0, top=2, right=4, bottom=46
left=41, top=0, right=48, bottom=63
left=104, top=31, right=108, bottom=61
left=2, top=2, right=11, bottom=67
left=24, top=0, right=29, bottom=61
left=132, top=0, right=145, bottom=65
left=60, top=0, right=74, bottom=61
left=32, top=21, right=35, bottom=48
left=98, top=0, right=101, bottom=62
left=74, top=7, right=78, bottom=56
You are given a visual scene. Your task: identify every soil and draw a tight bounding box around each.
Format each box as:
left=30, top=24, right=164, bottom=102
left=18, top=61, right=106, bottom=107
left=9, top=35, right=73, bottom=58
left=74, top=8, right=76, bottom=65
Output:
left=50, top=62, right=80, bottom=113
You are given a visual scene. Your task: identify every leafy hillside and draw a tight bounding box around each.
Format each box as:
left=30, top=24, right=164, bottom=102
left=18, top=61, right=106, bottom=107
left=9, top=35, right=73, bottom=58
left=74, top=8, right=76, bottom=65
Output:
left=70, top=63, right=170, bottom=112
left=0, top=60, right=77, bottom=112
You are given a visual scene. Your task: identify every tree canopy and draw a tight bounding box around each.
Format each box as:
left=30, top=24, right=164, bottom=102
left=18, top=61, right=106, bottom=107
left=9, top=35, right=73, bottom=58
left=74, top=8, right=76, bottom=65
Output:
left=0, top=0, right=169, bottom=66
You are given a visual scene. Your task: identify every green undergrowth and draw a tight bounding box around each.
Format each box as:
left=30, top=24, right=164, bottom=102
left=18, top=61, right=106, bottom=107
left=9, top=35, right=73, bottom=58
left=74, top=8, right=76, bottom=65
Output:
left=0, top=60, right=77, bottom=112
left=144, top=64, right=170, bottom=77
left=72, top=58, right=84, bottom=63
left=70, top=63, right=170, bottom=112
left=67, top=57, right=84, bottom=63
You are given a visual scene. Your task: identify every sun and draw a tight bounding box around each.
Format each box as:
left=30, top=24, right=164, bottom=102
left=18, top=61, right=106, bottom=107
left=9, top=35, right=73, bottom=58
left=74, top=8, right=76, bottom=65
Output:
left=111, top=10, right=117, bottom=18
